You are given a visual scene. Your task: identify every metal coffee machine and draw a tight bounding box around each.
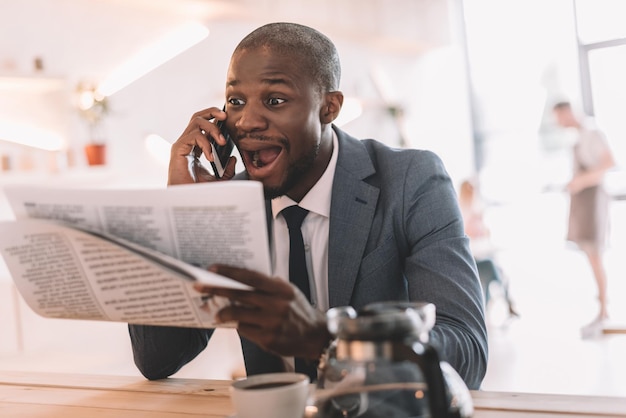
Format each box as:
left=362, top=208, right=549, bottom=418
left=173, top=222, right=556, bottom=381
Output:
left=312, top=302, right=473, bottom=418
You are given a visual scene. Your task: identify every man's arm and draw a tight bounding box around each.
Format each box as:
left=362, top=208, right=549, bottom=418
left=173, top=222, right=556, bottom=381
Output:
left=402, top=151, right=488, bottom=390
left=128, top=325, right=213, bottom=380
left=128, top=106, right=236, bottom=381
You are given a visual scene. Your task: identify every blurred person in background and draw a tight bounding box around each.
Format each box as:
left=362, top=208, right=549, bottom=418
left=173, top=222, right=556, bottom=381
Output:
left=553, top=101, right=616, bottom=339
left=458, top=179, right=519, bottom=320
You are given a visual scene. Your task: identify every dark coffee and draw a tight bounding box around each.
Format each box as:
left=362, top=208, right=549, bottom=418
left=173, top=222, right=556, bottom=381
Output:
left=245, top=381, right=293, bottom=390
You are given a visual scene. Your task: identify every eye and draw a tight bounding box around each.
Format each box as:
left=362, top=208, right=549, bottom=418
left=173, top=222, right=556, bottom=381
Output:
left=228, top=98, right=245, bottom=106
left=267, top=97, right=286, bottom=106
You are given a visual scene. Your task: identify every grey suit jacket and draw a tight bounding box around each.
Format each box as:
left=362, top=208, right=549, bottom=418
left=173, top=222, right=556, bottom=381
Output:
left=129, top=127, right=488, bottom=389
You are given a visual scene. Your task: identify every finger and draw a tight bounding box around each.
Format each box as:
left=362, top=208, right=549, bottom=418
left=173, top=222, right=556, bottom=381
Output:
left=218, top=156, right=238, bottom=181
left=169, top=130, right=214, bottom=167
left=218, top=302, right=285, bottom=325
left=192, top=129, right=216, bottom=163
left=195, top=285, right=254, bottom=301
left=193, top=161, right=215, bottom=183
left=210, top=264, right=295, bottom=297
left=235, top=323, right=277, bottom=351
left=182, top=107, right=225, bottom=136
left=195, top=115, right=228, bottom=156
left=174, top=107, right=226, bottom=159
left=168, top=143, right=199, bottom=185
left=233, top=313, right=318, bottom=358
left=168, top=108, right=228, bottom=186
left=168, top=140, right=215, bottom=186
left=198, top=286, right=286, bottom=313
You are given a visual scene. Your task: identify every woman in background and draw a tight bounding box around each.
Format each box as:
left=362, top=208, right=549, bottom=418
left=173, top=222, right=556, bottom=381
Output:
left=553, top=101, right=616, bottom=339
left=459, top=179, right=519, bottom=320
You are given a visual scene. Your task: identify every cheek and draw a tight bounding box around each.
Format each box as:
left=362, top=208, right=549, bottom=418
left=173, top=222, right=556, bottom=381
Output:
left=284, top=112, right=317, bottom=133
left=273, top=104, right=322, bottom=153
left=289, top=115, right=322, bottom=148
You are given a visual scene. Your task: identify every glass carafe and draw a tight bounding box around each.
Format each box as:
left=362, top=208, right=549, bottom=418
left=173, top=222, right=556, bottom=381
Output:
left=311, top=302, right=473, bottom=418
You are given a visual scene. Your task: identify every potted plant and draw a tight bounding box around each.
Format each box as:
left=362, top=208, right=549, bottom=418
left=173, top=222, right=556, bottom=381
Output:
left=76, top=81, right=109, bottom=166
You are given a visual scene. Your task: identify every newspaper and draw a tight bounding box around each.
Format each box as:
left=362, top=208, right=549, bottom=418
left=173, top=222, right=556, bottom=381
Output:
left=0, top=181, right=271, bottom=329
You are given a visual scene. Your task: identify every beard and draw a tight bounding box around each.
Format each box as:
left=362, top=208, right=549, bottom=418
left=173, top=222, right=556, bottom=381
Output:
left=263, top=142, right=320, bottom=200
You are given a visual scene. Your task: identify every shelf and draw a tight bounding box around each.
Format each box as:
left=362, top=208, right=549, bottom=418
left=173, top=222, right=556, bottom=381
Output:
left=0, top=75, right=66, bottom=93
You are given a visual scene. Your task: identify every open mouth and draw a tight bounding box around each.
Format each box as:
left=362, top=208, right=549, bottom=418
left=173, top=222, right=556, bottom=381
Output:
left=249, top=147, right=281, bottom=168
left=241, top=145, right=283, bottom=172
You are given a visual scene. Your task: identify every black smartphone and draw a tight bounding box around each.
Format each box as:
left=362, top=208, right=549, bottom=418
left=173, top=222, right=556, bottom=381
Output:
left=209, top=112, right=235, bottom=179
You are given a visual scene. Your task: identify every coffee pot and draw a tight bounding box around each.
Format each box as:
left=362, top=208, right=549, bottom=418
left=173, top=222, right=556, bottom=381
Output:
left=311, top=301, right=473, bottom=418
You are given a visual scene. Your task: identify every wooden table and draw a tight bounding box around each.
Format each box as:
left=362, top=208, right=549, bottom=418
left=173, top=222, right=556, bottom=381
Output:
left=1, top=370, right=625, bottom=417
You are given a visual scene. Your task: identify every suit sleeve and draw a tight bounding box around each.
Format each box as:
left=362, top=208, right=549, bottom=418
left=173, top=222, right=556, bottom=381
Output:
left=403, top=151, right=488, bottom=390
left=128, top=324, right=213, bottom=380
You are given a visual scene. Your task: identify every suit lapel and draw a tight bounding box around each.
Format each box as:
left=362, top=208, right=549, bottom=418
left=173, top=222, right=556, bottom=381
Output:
left=238, top=129, right=379, bottom=376
left=249, top=128, right=379, bottom=308
left=328, top=129, right=379, bottom=308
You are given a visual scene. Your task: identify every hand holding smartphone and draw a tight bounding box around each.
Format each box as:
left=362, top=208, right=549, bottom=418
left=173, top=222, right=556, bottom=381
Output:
left=187, top=106, right=234, bottom=181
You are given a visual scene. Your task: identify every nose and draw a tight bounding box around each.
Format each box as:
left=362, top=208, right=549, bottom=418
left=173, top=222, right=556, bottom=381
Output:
left=234, top=103, right=268, bottom=134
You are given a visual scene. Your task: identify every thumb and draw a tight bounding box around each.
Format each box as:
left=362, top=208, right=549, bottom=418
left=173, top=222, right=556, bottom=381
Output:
left=219, top=156, right=238, bottom=180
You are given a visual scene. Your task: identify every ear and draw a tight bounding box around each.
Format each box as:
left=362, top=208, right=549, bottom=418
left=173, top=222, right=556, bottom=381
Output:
left=320, top=91, right=344, bottom=124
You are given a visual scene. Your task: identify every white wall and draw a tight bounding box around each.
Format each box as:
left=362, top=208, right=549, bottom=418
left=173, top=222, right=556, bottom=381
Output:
left=0, top=0, right=475, bottom=186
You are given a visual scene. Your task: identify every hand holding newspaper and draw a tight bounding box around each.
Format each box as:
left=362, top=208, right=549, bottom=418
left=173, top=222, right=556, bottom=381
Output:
left=0, top=182, right=271, bottom=329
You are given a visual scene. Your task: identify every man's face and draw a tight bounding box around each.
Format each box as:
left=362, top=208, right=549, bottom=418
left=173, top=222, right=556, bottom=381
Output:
left=224, top=47, right=331, bottom=200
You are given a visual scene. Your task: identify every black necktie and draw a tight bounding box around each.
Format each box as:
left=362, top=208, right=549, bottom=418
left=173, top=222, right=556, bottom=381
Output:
left=282, top=205, right=311, bottom=301
left=281, top=205, right=317, bottom=381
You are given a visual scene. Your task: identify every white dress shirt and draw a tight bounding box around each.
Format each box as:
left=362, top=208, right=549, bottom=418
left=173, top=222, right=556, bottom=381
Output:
left=270, top=131, right=338, bottom=313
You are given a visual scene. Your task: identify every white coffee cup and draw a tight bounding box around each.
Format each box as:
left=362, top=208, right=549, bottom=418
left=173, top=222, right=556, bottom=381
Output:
left=230, top=372, right=310, bottom=418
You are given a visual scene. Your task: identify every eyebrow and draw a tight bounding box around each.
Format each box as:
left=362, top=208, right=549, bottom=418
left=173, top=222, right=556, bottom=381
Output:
left=227, top=75, right=295, bottom=88
left=263, top=77, right=290, bottom=86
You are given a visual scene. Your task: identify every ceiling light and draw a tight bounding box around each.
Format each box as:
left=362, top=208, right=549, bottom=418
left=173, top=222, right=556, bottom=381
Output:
left=98, top=22, right=209, bottom=96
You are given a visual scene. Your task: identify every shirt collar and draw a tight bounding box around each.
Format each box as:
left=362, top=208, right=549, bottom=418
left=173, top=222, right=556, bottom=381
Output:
left=272, top=129, right=338, bottom=218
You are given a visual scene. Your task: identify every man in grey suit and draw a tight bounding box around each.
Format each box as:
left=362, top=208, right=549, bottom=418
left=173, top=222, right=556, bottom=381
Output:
left=129, top=22, right=487, bottom=390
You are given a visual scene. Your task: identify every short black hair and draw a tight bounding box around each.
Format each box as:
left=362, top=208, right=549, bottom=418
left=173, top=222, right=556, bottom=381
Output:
left=234, top=22, right=341, bottom=93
